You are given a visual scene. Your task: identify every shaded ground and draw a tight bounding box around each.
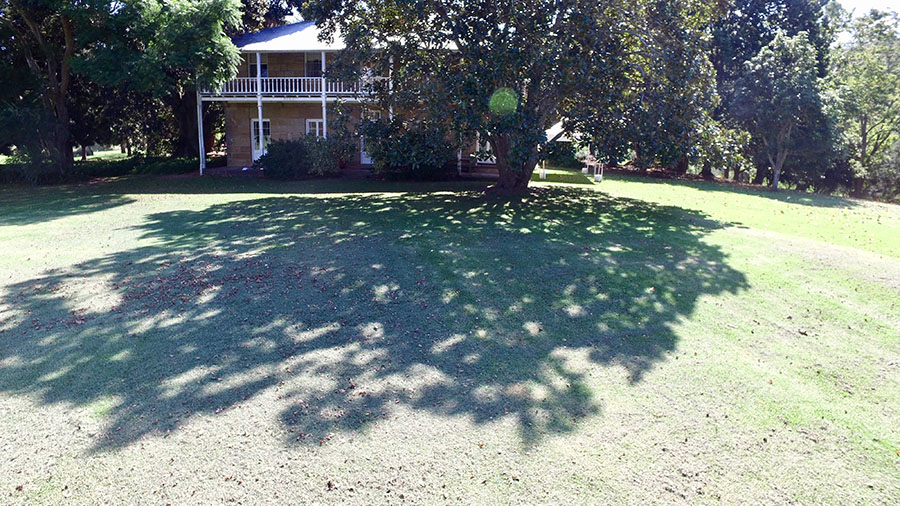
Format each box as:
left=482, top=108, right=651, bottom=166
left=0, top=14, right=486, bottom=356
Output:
left=0, top=175, right=897, bottom=503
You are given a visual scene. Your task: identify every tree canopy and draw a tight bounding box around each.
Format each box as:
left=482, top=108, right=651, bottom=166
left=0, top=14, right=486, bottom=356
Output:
left=305, top=0, right=722, bottom=191
left=731, top=31, right=827, bottom=190
left=0, top=0, right=243, bottom=173
left=830, top=9, right=900, bottom=198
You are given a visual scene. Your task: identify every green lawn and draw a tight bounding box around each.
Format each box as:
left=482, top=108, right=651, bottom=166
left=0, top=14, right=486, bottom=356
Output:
left=78, top=148, right=130, bottom=161
left=0, top=174, right=897, bottom=503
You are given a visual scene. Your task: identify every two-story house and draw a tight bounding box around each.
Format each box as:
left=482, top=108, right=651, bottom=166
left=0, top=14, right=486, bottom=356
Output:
left=197, top=21, right=497, bottom=175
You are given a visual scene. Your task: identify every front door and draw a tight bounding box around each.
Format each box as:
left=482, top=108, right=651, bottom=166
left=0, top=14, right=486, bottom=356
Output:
left=251, top=119, right=270, bottom=162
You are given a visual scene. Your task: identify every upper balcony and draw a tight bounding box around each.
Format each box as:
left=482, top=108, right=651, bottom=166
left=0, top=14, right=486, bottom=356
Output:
left=200, top=77, right=374, bottom=101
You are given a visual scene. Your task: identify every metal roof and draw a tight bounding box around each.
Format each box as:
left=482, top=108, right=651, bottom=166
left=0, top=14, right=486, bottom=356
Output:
left=232, top=21, right=345, bottom=52
left=546, top=121, right=572, bottom=142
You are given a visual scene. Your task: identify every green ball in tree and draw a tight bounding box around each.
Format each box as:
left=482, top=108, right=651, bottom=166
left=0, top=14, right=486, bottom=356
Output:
left=489, top=87, right=518, bottom=115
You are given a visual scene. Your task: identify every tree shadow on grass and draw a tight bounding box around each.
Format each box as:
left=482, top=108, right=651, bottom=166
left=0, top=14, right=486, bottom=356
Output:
left=602, top=172, right=860, bottom=209
left=0, top=187, right=748, bottom=450
left=0, top=185, right=135, bottom=226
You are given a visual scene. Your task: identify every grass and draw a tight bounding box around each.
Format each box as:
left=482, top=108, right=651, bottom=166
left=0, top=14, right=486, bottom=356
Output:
left=0, top=173, right=897, bottom=504
left=74, top=148, right=130, bottom=162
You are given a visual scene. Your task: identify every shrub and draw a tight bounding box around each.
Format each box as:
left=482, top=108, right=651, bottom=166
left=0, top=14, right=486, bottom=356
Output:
left=360, top=118, right=456, bottom=180
left=255, top=136, right=345, bottom=180
left=0, top=154, right=222, bottom=184
left=0, top=155, right=59, bottom=185
left=545, top=141, right=580, bottom=168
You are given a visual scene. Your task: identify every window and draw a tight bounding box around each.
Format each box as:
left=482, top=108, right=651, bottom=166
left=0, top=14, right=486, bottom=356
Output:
left=249, top=54, right=268, bottom=78
left=362, top=109, right=382, bottom=121
left=252, top=119, right=271, bottom=152
left=475, top=133, right=495, bottom=164
left=305, top=53, right=322, bottom=77
left=306, top=119, right=325, bottom=138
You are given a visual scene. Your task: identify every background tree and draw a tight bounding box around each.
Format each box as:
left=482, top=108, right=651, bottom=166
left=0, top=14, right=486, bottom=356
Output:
left=829, top=9, right=900, bottom=197
left=305, top=0, right=721, bottom=192
left=81, top=0, right=242, bottom=158
left=2, top=0, right=243, bottom=173
left=0, top=0, right=94, bottom=173
left=68, top=77, right=113, bottom=160
left=599, top=0, right=722, bottom=175
left=711, top=0, right=831, bottom=184
left=866, top=139, right=900, bottom=202
left=731, top=31, right=826, bottom=190
left=232, top=0, right=291, bottom=35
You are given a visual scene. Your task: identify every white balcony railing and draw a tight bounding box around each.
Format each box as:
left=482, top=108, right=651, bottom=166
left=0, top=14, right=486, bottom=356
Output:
left=200, top=77, right=371, bottom=98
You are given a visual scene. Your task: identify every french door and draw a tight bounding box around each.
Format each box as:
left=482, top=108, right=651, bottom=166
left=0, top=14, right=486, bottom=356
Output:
left=251, top=119, right=270, bottom=161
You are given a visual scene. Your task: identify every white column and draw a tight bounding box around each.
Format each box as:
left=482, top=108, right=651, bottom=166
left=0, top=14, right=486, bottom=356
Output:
left=388, top=55, right=394, bottom=119
left=196, top=89, right=205, bottom=175
left=457, top=149, right=462, bottom=176
left=321, top=51, right=327, bottom=139
left=256, top=52, right=264, bottom=158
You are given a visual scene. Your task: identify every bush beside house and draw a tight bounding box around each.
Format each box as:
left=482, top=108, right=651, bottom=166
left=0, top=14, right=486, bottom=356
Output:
left=254, top=136, right=350, bottom=180
left=360, top=119, right=457, bottom=180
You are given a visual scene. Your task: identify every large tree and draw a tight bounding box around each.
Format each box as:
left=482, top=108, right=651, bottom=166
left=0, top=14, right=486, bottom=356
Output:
left=305, top=0, right=720, bottom=191
left=731, top=31, right=826, bottom=190
left=1, top=0, right=242, bottom=171
left=830, top=9, right=900, bottom=197
left=0, top=0, right=93, bottom=173
left=711, top=0, right=831, bottom=184
left=81, top=0, right=242, bottom=158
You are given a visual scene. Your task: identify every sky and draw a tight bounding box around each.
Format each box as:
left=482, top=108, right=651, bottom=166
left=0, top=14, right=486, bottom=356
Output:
left=838, top=0, right=898, bottom=17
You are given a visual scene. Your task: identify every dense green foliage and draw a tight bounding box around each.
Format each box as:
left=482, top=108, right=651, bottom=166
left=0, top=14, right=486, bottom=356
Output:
left=731, top=32, right=828, bottom=189
left=254, top=136, right=346, bottom=179
left=830, top=10, right=900, bottom=200
left=0, top=154, right=221, bottom=185
left=358, top=118, right=456, bottom=180
left=305, top=0, right=722, bottom=190
left=0, top=0, right=243, bottom=174
left=1, top=0, right=899, bottom=200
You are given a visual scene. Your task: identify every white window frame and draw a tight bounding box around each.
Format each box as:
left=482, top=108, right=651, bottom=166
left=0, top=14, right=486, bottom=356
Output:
left=306, top=119, right=325, bottom=138
left=304, top=52, right=323, bottom=78
left=475, top=133, right=496, bottom=165
left=249, top=54, right=268, bottom=78
left=362, top=109, right=382, bottom=121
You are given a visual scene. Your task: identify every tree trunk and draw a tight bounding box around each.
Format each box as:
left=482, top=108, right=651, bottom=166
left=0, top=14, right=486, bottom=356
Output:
left=494, top=165, right=535, bottom=191
left=851, top=178, right=864, bottom=198
left=674, top=155, right=689, bottom=176
left=700, top=161, right=714, bottom=180
left=168, top=91, right=200, bottom=158
left=489, top=134, right=538, bottom=193
left=769, top=122, right=793, bottom=191
left=752, top=163, right=767, bottom=185
left=81, top=145, right=87, bottom=161
left=53, top=115, right=73, bottom=174
left=769, top=147, right=788, bottom=191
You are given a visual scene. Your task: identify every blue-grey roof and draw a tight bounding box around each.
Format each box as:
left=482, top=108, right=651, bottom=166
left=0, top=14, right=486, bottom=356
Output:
left=232, top=22, right=345, bottom=52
